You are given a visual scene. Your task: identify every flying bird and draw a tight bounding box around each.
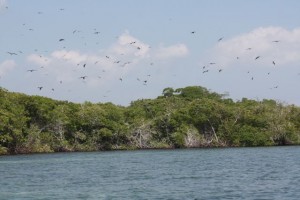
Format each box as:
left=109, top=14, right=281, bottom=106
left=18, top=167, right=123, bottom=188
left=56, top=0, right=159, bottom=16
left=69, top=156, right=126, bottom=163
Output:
left=272, top=61, right=275, bottom=65
left=27, top=69, right=37, bottom=72
left=255, top=56, right=260, bottom=60
left=79, top=76, right=87, bottom=80
left=218, top=69, right=223, bottom=72
left=218, top=37, right=223, bottom=42
left=59, top=39, right=65, bottom=42
left=37, top=86, right=43, bottom=90
left=7, top=52, right=18, bottom=55
left=272, top=40, right=280, bottom=43
left=191, top=31, right=196, bottom=34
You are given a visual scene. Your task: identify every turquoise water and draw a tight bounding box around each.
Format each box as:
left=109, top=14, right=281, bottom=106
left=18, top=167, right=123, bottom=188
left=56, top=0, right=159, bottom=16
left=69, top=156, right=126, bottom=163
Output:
left=1, top=147, right=300, bottom=199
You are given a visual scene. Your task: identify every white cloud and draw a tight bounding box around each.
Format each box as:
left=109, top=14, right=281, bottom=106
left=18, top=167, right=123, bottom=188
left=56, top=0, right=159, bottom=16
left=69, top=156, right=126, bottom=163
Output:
left=0, top=60, right=16, bottom=77
left=111, top=31, right=150, bottom=58
left=154, top=43, right=189, bottom=59
left=27, top=54, right=51, bottom=66
left=51, top=50, right=90, bottom=65
left=25, top=31, right=190, bottom=88
left=206, top=27, right=300, bottom=68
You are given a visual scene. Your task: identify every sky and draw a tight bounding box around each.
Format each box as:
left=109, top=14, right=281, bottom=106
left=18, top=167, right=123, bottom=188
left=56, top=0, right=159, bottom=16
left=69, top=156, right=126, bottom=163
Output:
left=1, top=0, right=300, bottom=106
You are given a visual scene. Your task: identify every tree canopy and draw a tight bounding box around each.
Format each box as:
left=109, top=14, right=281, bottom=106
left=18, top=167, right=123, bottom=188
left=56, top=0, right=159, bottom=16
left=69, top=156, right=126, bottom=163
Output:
left=1, top=86, right=300, bottom=155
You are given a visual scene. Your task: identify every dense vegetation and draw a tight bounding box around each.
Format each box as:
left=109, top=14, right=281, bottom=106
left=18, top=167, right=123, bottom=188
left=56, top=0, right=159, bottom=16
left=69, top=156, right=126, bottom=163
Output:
left=1, top=86, right=300, bottom=155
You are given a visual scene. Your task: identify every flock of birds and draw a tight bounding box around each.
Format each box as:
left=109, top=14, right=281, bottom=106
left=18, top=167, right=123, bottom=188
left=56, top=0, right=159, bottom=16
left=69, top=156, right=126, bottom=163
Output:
left=1, top=6, right=290, bottom=102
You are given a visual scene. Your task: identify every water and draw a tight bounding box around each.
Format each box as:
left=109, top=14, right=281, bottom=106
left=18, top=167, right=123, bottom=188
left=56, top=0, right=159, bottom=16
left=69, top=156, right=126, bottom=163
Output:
left=0, top=146, right=300, bottom=200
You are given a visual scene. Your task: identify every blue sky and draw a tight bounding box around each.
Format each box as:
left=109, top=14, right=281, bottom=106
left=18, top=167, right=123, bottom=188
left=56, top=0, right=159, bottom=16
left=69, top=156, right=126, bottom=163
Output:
left=1, top=0, right=300, bottom=106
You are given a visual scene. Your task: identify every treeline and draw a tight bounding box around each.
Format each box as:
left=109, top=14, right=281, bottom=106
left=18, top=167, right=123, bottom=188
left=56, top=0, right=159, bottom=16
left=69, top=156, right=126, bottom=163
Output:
left=1, top=86, right=300, bottom=155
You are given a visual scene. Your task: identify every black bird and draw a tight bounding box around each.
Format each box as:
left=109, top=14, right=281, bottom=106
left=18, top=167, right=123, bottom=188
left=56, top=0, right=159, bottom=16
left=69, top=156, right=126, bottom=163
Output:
left=59, top=39, right=65, bottom=42
left=246, top=48, right=252, bottom=50
left=191, top=31, right=196, bottom=34
left=79, top=76, right=87, bottom=80
left=7, top=52, right=18, bottom=55
left=272, top=40, right=280, bottom=43
left=94, top=31, right=100, bottom=34
left=218, top=37, right=223, bottom=42
left=272, top=61, right=275, bottom=65
left=218, top=69, right=223, bottom=72
left=27, top=69, right=37, bottom=72
left=209, top=62, right=216, bottom=65
left=255, top=56, right=260, bottom=60
left=119, top=78, right=123, bottom=81
left=83, top=63, right=86, bottom=68
left=37, top=86, right=43, bottom=90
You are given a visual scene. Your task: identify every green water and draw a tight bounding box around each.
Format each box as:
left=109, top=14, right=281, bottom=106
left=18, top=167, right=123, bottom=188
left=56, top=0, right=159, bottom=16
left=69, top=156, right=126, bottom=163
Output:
left=1, top=147, right=300, bottom=199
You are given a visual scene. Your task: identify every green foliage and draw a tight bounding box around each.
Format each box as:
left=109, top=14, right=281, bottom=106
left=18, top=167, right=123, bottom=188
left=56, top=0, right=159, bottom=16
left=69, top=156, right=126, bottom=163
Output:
left=1, top=85, right=300, bottom=155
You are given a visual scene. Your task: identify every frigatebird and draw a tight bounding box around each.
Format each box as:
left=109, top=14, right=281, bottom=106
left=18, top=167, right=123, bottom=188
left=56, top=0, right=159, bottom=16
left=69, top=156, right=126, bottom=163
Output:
left=27, top=69, right=37, bottom=72
left=7, top=52, right=17, bottom=55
